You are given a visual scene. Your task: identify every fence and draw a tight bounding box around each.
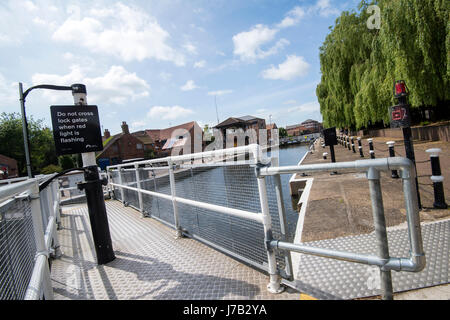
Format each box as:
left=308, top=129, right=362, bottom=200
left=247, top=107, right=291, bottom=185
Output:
left=0, top=175, right=61, bottom=300
left=108, top=144, right=426, bottom=299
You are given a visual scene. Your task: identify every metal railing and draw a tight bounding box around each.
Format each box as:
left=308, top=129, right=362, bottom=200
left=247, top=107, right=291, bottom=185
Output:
left=0, top=175, right=61, bottom=300
left=108, top=144, right=426, bottom=299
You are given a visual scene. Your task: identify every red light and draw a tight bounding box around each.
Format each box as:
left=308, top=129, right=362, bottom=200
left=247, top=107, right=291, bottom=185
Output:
left=395, top=82, right=406, bottom=95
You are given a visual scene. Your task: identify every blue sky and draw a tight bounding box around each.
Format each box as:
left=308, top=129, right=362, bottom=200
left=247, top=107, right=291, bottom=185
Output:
left=0, top=0, right=359, bottom=135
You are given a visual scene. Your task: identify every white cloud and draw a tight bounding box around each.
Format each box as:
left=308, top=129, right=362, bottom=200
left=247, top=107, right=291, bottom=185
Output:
left=233, top=24, right=286, bottom=62
left=261, top=55, right=310, bottom=80
left=277, top=6, right=305, bottom=28
left=52, top=3, right=186, bottom=66
left=180, top=80, right=199, bottom=91
left=194, top=60, right=206, bottom=68
left=284, top=100, right=297, bottom=105
left=31, top=65, right=150, bottom=105
left=147, top=106, right=194, bottom=120
left=183, top=43, right=198, bottom=55
left=0, top=73, right=17, bottom=104
left=160, top=72, right=172, bottom=82
left=131, top=121, right=147, bottom=131
left=309, top=0, right=340, bottom=17
left=287, top=102, right=321, bottom=113
left=23, top=1, right=38, bottom=12
left=207, top=90, right=233, bottom=96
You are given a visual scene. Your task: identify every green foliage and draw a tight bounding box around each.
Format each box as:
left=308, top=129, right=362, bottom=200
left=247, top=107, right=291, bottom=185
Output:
left=317, top=0, right=449, bottom=129
left=278, top=127, right=288, bottom=138
left=0, top=112, right=58, bottom=175
left=59, top=155, right=75, bottom=170
left=40, top=164, right=62, bottom=175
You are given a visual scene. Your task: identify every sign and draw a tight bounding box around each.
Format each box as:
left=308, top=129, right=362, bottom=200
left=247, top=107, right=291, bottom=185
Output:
left=50, top=105, right=104, bottom=155
left=323, top=127, right=338, bottom=146
left=390, top=104, right=411, bottom=128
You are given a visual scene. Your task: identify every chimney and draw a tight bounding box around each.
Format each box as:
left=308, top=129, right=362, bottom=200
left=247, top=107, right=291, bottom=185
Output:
left=104, top=129, right=111, bottom=139
left=121, top=121, right=129, bottom=134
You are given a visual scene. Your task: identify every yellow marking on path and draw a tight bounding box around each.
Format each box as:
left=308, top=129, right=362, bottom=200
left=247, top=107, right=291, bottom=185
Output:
left=300, top=293, right=318, bottom=300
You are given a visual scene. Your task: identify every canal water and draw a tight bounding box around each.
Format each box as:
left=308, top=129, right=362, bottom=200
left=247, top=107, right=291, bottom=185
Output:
left=115, top=144, right=309, bottom=273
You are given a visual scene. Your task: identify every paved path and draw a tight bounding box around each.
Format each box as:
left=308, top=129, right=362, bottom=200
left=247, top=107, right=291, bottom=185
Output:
left=50, top=201, right=300, bottom=300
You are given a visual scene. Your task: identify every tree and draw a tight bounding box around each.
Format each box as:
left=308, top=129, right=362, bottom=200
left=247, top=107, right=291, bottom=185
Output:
left=278, top=127, right=288, bottom=138
left=317, top=0, right=449, bottom=130
left=0, top=112, right=58, bottom=175
left=59, top=155, right=75, bottom=170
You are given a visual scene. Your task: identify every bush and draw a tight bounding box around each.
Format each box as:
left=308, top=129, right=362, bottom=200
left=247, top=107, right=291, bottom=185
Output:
left=40, top=164, right=63, bottom=175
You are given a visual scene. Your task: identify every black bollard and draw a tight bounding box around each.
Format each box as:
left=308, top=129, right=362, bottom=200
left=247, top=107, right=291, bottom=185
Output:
left=387, top=141, right=399, bottom=179
left=347, top=136, right=351, bottom=150
left=368, top=138, right=375, bottom=159
left=351, top=137, right=356, bottom=153
left=426, top=149, right=448, bottom=209
left=323, top=152, right=328, bottom=160
left=357, top=137, right=364, bottom=158
left=77, top=166, right=116, bottom=265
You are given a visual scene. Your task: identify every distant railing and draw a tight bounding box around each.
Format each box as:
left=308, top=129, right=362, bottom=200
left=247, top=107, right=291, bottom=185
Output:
left=0, top=175, right=61, bottom=300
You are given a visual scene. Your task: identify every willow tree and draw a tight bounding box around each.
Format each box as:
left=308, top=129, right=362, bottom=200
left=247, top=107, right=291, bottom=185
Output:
left=317, top=0, right=449, bottom=129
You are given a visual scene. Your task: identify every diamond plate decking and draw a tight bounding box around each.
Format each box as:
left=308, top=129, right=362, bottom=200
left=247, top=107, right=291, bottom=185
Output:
left=296, top=219, right=450, bottom=300
left=50, top=200, right=300, bottom=300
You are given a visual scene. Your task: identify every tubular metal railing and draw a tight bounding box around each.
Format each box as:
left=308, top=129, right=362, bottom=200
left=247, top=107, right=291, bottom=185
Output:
left=108, top=144, right=426, bottom=299
left=0, top=175, right=61, bottom=300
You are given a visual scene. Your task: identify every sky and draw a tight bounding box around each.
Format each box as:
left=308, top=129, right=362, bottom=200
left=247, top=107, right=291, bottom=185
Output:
left=0, top=0, right=360, bottom=135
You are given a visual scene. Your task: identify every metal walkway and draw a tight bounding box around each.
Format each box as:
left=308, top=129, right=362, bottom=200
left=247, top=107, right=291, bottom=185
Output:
left=296, top=219, right=450, bottom=300
left=50, top=200, right=300, bottom=300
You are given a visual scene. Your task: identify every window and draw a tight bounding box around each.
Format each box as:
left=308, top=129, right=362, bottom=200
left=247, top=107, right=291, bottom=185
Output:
left=137, top=143, right=143, bottom=150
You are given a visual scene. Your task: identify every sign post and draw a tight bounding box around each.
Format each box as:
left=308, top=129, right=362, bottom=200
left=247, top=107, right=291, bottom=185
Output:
left=323, top=127, right=338, bottom=175
left=68, top=84, right=115, bottom=265
left=390, top=80, right=422, bottom=209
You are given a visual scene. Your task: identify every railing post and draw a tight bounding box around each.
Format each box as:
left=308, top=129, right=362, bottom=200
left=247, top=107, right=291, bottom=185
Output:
left=357, top=137, right=364, bottom=158
left=273, top=173, right=294, bottom=280
left=256, top=168, right=284, bottom=294
left=367, top=167, right=393, bottom=300
left=426, top=149, right=448, bottom=209
left=387, top=142, right=400, bottom=179
left=168, top=160, right=183, bottom=238
left=134, top=164, right=145, bottom=216
left=118, top=167, right=125, bottom=204
left=368, top=139, right=375, bottom=159
left=29, top=182, right=54, bottom=300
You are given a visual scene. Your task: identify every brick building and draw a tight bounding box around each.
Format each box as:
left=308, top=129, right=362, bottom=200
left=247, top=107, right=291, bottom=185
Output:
left=301, top=119, right=323, bottom=133
left=286, top=124, right=308, bottom=136
left=0, top=154, right=19, bottom=179
left=214, top=116, right=266, bottom=148
left=141, top=121, right=204, bottom=158
left=96, top=122, right=146, bottom=167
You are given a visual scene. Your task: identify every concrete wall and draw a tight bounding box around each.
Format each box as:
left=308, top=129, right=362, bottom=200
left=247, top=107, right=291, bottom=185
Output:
left=356, top=122, right=450, bottom=142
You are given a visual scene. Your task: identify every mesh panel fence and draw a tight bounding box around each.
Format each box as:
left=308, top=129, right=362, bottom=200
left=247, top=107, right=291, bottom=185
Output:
left=0, top=197, right=37, bottom=300
left=109, top=159, right=292, bottom=276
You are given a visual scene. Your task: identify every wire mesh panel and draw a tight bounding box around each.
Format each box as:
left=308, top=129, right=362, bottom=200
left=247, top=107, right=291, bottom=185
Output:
left=110, top=170, right=122, bottom=201
left=0, top=197, right=37, bottom=300
left=121, top=170, right=139, bottom=209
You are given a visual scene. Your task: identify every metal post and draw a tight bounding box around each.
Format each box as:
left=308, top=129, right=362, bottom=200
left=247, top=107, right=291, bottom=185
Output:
left=134, top=164, right=145, bottom=216
left=273, top=174, right=293, bottom=280
left=426, top=149, right=448, bottom=209
left=73, top=84, right=115, bottom=265
left=323, top=152, right=328, bottom=160
left=367, top=168, right=393, bottom=300
left=19, top=83, right=33, bottom=178
left=358, top=137, right=364, bottom=158
left=402, top=127, right=422, bottom=209
left=351, top=137, right=356, bottom=153
left=347, top=136, right=351, bottom=150
left=387, top=142, right=399, bottom=179
left=368, top=139, right=375, bottom=159
left=168, top=160, right=182, bottom=238
left=256, top=174, right=284, bottom=293
left=118, top=168, right=125, bottom=203
left=29, top=182, right=54, bottom=299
